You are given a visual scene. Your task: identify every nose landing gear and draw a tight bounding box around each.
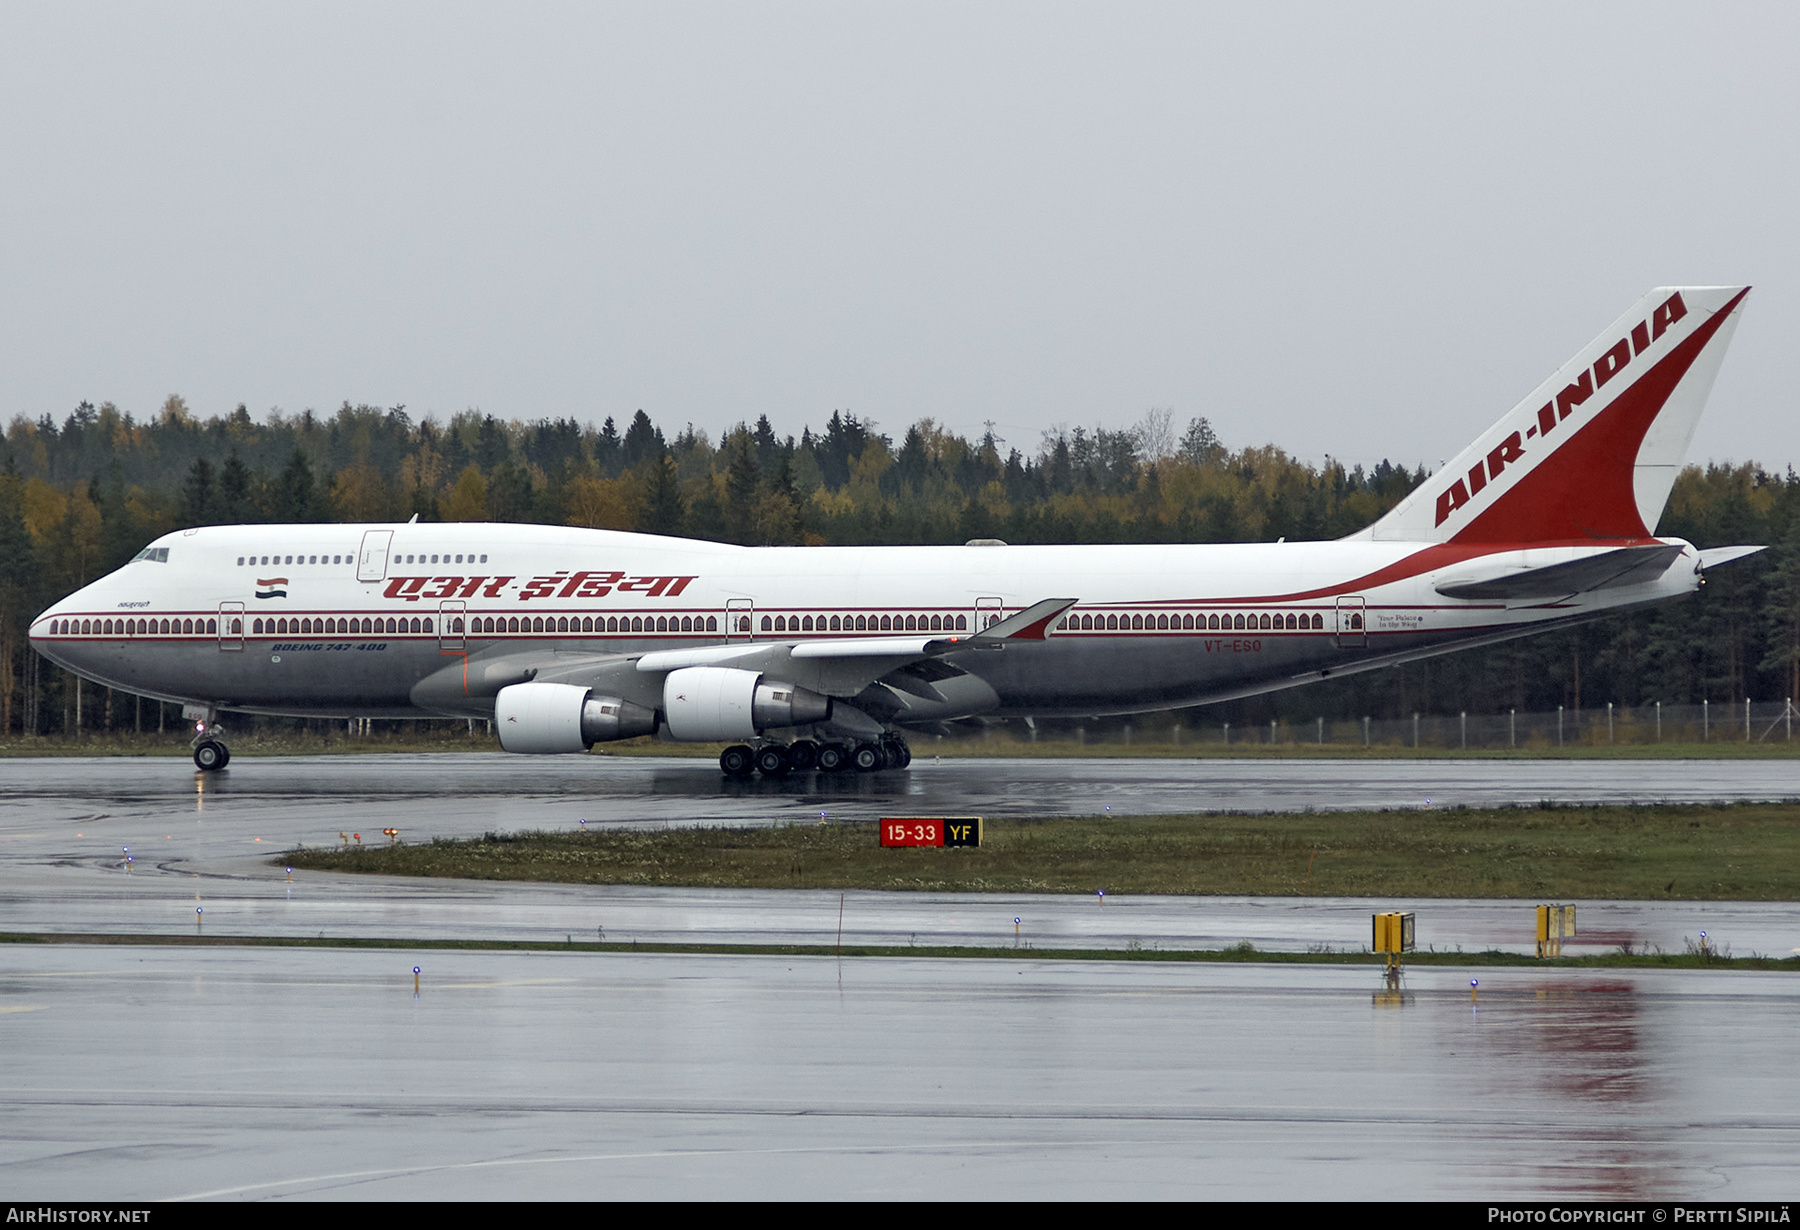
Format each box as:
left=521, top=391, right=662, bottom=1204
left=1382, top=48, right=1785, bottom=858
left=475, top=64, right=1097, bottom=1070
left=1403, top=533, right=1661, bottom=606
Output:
left=188, top=713, right=231, bottom=772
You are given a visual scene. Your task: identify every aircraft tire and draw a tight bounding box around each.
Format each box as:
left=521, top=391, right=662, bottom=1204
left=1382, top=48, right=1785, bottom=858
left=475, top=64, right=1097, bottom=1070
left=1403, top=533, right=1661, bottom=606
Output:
left=851, top=742, right=882, bottom=772
left=754, top=745, right=791, bottom=777
left=895, top=741, right=910, bottom=769
left=719, top=744, right=755, bottom=777
left=193, top=741, right=227, bottom=772
left=816, top=743, right=848, bottom=773
left=786, top=739, right=818, bottom=772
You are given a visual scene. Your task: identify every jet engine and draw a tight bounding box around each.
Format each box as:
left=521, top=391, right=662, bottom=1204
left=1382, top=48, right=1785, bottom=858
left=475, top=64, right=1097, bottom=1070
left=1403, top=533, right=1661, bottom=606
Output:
left=495, top=682, right=659, bottom=753
left=662, top=666, right=832, bottom=741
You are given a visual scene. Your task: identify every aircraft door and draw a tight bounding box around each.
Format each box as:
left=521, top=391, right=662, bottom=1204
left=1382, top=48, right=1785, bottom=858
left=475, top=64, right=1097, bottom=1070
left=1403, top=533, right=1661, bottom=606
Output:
left=357, top=530, right=393, bottom=582
left=219, top=601, right=244, bottom=652
left=727, top=598, right=754, bottom=641
left=439, top=600, right=466, bottom=652
left=1335, top=596, right=1366, bottom=648
left=975, top=597, right=1004, bottom=632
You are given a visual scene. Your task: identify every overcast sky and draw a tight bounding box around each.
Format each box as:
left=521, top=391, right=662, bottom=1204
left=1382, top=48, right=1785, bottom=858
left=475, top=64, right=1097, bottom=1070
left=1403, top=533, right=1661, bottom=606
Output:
left=2, top=2, right=1794, bottom=472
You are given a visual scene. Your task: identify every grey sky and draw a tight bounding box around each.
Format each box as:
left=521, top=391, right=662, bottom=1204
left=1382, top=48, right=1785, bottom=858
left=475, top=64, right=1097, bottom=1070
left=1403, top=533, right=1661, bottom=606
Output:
left=2, top=2, right=1794, bottom=472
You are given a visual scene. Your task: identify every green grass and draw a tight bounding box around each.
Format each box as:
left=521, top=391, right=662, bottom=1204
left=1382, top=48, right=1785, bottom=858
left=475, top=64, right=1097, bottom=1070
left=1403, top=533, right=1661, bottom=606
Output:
left=2, top=932, right=1792, bottom=969
left=281, top=802, right=1800, bottom=900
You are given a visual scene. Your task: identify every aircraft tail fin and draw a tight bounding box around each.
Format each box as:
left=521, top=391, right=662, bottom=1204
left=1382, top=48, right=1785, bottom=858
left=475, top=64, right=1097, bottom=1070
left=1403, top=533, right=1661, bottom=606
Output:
left=1361, top=286, right=1750, bottom=545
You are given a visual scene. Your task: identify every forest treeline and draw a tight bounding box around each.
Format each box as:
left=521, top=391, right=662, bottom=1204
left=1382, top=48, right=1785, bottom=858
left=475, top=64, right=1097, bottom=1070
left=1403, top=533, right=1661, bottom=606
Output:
left=3, top=395, right=1800, bottom=738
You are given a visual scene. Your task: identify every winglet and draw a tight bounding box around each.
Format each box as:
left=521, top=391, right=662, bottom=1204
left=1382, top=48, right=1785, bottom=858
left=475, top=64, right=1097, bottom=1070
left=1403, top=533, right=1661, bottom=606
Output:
left=970, top=598, right=1080, bottom=642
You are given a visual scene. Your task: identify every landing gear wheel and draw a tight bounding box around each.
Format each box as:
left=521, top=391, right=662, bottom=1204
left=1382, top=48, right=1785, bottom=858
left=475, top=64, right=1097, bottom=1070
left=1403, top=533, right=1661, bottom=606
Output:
left=817, top=743, right=849, bottom=773
left=719, top=744, right=755, bottom=777
left=852, top=742, right=882, bottom=772
left=193, top=740, right=228, bottom=772
left=786, top=740, right=818, bottom=772
left=893, top=741, right=911, bottom=769
left=755, top=745, right=791, bottom=777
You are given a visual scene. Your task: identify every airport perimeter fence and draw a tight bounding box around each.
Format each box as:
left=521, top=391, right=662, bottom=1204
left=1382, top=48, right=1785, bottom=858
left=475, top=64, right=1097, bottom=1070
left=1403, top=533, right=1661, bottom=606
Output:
left=1016, top=699, right=1800, bottom=750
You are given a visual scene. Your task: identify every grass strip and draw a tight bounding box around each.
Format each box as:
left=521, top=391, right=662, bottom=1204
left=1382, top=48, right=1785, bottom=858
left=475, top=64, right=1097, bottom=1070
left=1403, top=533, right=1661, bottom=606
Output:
left=282, top=802, right=1800, bottom=900
left=1, top=932, right=1794, bottom=969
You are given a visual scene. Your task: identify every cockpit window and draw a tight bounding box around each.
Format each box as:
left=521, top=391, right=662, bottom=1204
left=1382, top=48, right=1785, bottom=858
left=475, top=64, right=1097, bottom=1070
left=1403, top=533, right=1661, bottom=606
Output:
left=131, top=547, right=171, bottom=563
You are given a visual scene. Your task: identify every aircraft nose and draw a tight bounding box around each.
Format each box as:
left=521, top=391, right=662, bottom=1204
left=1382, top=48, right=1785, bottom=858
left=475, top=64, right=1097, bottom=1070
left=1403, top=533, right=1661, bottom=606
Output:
left=31, top=588, right=102, bottom=674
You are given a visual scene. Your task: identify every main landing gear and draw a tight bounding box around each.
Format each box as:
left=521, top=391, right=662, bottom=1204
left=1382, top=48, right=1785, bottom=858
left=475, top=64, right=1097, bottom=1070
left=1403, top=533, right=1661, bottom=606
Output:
left=720, top=736, right=911, bottom=778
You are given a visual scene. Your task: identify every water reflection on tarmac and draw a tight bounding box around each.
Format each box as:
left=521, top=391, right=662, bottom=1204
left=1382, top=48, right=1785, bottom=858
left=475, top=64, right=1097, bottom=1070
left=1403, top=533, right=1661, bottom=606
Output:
left=2, top=948, right=1795, bottom=1200
left=1, top=754, right=1798, bottom=1199
left=10, top=751, right=1800, bottom=823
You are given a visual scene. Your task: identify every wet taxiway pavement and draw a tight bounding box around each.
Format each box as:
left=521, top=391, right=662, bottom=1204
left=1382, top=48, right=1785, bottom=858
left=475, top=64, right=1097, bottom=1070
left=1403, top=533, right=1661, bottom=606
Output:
left=2, top=945, right=1795, bottom=1200
left=4, top=755, right=1798, bottom=955
left=4, top=754, right=1799, bottom=1199
left=10, top=751, right=1800, bottom=824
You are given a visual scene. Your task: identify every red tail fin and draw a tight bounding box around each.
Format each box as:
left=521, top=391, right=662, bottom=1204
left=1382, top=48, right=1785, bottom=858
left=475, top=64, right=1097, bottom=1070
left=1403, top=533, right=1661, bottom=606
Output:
left=1361, top=286, right=1750, bottom=544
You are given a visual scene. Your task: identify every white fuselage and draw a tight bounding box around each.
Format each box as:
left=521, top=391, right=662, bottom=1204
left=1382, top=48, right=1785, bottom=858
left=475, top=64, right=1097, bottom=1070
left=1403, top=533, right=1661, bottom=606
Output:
left=30, top=521, right=1702, bottom=730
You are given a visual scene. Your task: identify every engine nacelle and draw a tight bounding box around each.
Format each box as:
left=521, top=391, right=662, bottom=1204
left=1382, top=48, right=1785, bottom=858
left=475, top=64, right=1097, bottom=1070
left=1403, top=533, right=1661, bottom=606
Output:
left=662, top=667, right=832, bottom=741
left=495, top=682, right=658, bottom=753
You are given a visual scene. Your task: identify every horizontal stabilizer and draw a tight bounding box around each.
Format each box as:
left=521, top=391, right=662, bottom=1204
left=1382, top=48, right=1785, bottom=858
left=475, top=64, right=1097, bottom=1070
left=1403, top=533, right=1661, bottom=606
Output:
left=1434, top=544, right=1685, bottom=600
left=1698, top=545, right=1765, bottom=572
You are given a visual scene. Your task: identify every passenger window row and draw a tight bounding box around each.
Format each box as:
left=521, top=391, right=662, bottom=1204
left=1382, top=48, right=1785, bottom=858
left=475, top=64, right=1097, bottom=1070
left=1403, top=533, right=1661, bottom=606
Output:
left=759, top=613, right=969, bottom=634
left=236, top=552, right=490, bottom=568
left=255, top=616, right=430, bottom=635
left=50, top=617, right=217, bottom=636
left=1056, top=611, right=1328, bottom=631
left=54, top=609, right=1336, bottom=640
left=246, top=613, right=727, bottom=636
left=239, top=554, right=355, bottom=567
left=472, top=614, right=719, bottom=634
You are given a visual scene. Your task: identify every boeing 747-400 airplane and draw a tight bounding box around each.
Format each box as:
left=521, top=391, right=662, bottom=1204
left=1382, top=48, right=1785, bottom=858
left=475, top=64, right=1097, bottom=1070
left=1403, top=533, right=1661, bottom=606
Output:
left=31, top=286, right=1760, bottom=775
